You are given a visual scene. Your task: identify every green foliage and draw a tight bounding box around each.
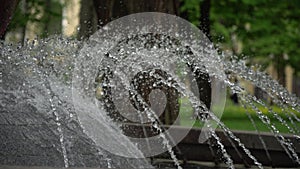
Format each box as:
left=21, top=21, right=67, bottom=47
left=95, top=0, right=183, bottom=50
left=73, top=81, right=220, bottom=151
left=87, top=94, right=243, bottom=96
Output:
left=220, top=100, right=300, bottom=133
left=210, top=0, right=300, bottom=72
left=8, top=0, right=63, bottom=37
left=180, top=97, right=299, bottom=133
left=181, top=0, right=300, bottom=73
left=180, top=0, right=201, bottom=26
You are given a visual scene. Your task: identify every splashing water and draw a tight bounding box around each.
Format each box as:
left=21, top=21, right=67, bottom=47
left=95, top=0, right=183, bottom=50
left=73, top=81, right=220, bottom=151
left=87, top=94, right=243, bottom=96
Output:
left=0, top=38, right=152, bottom=168
left=1, top=13, right=300, bottom=169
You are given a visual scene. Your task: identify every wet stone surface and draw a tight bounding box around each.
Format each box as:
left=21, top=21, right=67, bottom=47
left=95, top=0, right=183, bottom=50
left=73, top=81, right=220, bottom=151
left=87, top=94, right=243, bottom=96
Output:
left=0, top=39, right=153, bottom=168
left=0, top=88, right=150, bottom=168
left=0, top=62, right=151, bottom=168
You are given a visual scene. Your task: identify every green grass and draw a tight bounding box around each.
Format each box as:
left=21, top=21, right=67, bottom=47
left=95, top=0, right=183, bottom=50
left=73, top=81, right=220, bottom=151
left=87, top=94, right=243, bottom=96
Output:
left=179, top=97, right=300, bottom=133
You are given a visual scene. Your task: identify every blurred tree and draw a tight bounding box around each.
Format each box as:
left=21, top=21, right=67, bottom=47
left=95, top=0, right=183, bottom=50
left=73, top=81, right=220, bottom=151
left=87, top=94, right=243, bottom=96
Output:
left=180, top=0, right=200, bottom=26
left=5, top=0, right=63, bottom=42
left=181, top=0, right=300, bottom=83
left=179, top=0, right=211, bottom=39
left=93, top=0, right=180, bottom=27
left=78, top=0, right=97, bottom=39
left=93, top=0, right=113, bottom=27
left=210, top=0, right=300, bottom=85
left=180, top=0, right=213, bottom=109
left=92, top=0, right=212, bottom=124
left=91, top=0, right=185, bottom=125
left=43, top=0, right=63, bottom=36
left=0, top=0, right=19, bottom=39
left=200, top=0, right=210, bottom=39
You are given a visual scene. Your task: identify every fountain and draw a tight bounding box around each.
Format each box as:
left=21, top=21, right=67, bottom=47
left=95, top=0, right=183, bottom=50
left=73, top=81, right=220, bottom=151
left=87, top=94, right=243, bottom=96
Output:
left=1, top=12, right=300, bottom=169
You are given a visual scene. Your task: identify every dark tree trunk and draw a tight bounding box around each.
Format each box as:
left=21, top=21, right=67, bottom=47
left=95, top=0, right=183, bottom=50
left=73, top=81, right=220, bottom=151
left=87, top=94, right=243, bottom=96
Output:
left=93, top=0, right=180, bottom=26
left=0, top=0, right=20, bottom=39
left=43, top=0, right=62, bottom=37
left=93, top=0, right=212, bottom=124
left=200, top=0, right=211, bottom=40
left=93, top=0, right=113, bottom=27
left=78, top=0, right=98, bottom=39
left=20, top=0, right=28, bottom=44
left=196, top=0, right=212, bottom=110
left=0, top=33, right=5, bottom=40
left=277, top=55, right=286, bottom=87
left=93, top=0, right=181, bottom=125
left=44, top=0, right=51, bottom=35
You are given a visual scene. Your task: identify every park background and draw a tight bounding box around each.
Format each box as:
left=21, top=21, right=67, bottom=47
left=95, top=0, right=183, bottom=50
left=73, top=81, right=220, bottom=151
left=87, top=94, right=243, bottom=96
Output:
left=1, top=0, right=300, bottom=132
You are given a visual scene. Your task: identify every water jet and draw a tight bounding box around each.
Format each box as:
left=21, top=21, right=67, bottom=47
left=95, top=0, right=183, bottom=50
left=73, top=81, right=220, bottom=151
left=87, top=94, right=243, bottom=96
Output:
left=1, top=13, right=300, bottom=169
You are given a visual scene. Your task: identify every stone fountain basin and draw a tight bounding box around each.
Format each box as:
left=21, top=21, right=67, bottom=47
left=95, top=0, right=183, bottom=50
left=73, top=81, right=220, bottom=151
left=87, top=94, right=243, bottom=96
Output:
left=0, top=88, right=299, bottom=168
left=1, top=118, right=299, bottom=168
left=122, top=123, right=300, bottom=168
left=0, top=89, right=150, bottom=169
